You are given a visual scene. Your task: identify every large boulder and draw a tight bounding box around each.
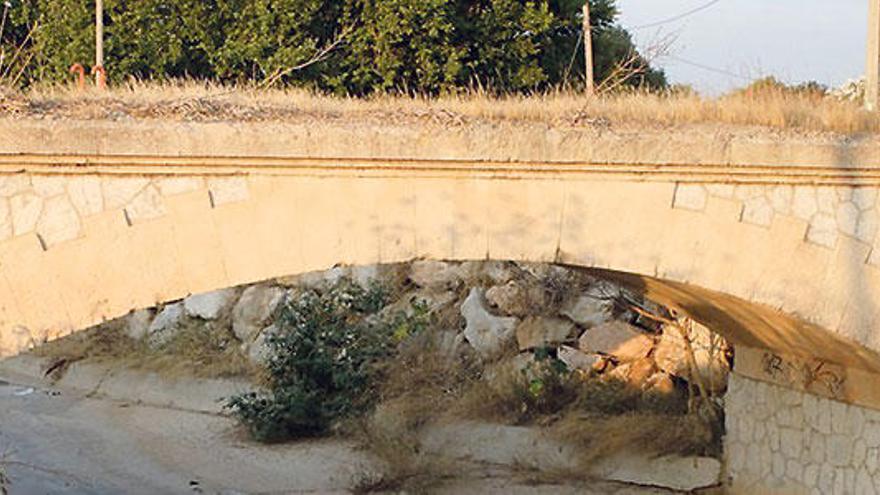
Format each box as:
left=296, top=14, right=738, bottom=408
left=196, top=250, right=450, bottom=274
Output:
left=578, top=321, right=654, bottom=362
left=277, top=266, right=349, bottom=289
left=459, top=260, right=518, bottom=285
left=125, top=309, right=154, bottom=341
left=558, top=345, right=600, bottom=372
left=515, top=316, right=575, bottom=351
left=410, top=261, right=461, bottom=290
left=560, top=292, right=614, bottom=328
left=625, top=357, right=657, bottom=387
left=184, top=288, right=238, bottom=320
left=644, top=372, right=676, bottom=395
left=246, top=324, right=277, bottom=366
left=461, top=288, right=518, bottom=358
left=349, top=264, right=379, bottom=288
left=232, top=285, right=286, bottom=342
left=485, top=281, right=546, bottom=317
left=377, top=288, right=456, bottom=321
left=147, top=302, right=185, bottom=347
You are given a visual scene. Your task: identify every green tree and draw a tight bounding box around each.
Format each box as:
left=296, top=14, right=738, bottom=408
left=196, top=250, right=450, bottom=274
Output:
left=2, top=0, right=665, bottom=93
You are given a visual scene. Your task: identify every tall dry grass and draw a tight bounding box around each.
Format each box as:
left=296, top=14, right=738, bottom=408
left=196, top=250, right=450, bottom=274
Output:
left=2, top=79, right=879, bottom=135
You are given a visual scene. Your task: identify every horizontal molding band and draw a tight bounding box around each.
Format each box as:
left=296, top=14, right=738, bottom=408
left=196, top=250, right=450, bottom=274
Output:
left=2, top=153, right=880, bottom=185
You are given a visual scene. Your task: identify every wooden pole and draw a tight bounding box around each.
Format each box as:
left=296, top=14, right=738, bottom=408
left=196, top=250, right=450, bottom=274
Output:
left=583, top=1, right=595, bottom=95
left=869, top=0, right=880, bottom=109
left=95, top=0, right=104, bottom=86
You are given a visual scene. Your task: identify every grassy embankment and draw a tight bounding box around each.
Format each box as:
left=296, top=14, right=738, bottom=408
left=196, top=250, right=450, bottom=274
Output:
left=1, top=80, right=878, bottom=134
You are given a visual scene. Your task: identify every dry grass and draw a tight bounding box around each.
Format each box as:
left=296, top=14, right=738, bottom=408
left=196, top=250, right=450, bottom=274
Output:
left=33, top=316, right=258, bottom=380
left=1, top=79, right=879, bottom=135
left=351, top=341, right=481, bottom=492
left=551, top=411, right=716, bottom=466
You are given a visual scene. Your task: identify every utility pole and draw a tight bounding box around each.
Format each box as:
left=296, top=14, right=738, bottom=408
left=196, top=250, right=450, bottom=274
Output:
left=95, top=0, right=104, bottom=84
left=583, top=1, right=595, bottom=96
left=868, top=0, right=880, bottom=110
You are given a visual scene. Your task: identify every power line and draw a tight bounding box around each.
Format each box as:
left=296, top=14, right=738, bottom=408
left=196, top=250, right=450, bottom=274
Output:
left=664, top=55, right=752, bottom=81
left=631, top=0, right=724, bottom=30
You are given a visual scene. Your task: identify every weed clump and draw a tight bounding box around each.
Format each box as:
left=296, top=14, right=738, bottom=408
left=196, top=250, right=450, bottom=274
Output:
left=225, top=280, right=428, bottom=442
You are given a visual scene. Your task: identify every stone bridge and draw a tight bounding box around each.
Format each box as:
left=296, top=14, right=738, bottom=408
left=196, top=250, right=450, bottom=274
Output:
left=2, top=119, right=880, bottom=492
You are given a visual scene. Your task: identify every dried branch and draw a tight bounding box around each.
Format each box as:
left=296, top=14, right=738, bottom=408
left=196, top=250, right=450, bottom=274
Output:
left=595, top=31, right=676, bottom=95
left=0, top=21, right=38, bottom=84
left=627, top=303, right=720, bottom=422
left=260, top=25, right=353, bottom=89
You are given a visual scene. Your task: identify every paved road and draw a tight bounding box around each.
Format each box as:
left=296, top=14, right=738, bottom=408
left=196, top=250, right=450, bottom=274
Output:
left=0, top=379, right=677, bottom=495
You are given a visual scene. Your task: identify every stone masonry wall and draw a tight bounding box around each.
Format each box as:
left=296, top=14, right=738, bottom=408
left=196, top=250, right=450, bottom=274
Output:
left=0, top=174, right=249, bottom=249
left=674, top=184, right=880, bottom=262
left=726, top=373, right=880, bottom=494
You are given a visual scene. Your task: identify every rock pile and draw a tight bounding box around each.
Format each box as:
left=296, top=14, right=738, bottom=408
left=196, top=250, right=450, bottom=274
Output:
left=114, top=260, right=731, bottom=394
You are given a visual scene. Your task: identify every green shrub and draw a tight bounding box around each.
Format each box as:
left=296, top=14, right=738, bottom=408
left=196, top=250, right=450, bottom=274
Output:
left=225, top=279, right=426, bottom=442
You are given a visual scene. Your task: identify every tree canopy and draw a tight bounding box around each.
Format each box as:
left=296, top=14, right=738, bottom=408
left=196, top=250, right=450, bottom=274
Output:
left=2, top=0, right=666, bottom=94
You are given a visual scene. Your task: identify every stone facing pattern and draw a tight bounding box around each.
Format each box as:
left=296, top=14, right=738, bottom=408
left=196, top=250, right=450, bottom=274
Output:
left=674, top=183, right=880, bottom=262
left=726, top=373, right=880, bottom=494
left=7, top=172, right=880, bottom=261
left=0, top=174, right=249, bottom=249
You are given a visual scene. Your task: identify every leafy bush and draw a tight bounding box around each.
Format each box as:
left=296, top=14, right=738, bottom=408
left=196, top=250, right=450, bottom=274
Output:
left=225, top=279, right=425, bottom=442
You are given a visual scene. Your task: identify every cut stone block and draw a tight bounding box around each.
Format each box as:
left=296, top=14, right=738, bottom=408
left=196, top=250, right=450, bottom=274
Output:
left=578, top=321, right=653, bottom=362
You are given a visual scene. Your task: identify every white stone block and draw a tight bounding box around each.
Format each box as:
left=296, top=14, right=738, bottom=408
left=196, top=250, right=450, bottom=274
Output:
left=124, top=185, right=167, bottom=222
left=31, top=175, right=68, bottom=197
left=68, top=176, right=104, bottom=217
left=817, top=187, right=838, bottom=214
left=742, top=195, right=774, bottom=226
left=807, top=213, right=838, bottom=248
left=0, top=174, right=30, bottom=197
left=827, top=434, right=853, bottom=467
left=672, top=184, right=707, bottom=211
left=780, top=427, right=804, bottom=460
left=793, top=186, right=819, bottom=220
left=836, top=201, right=860, bottom=237
left=854, top=188, right=879, bottom=211
left=10, top=192, right=43, bottom=236
left=0, top=198, right=10, bottom=241
left=102, top=176, right=149, bottom=210
left=208, top=176, right=250, bottom=206
left=36, top=195, right=81, bottom=247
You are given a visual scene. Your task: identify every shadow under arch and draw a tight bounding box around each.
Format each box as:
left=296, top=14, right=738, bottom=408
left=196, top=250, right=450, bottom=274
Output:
left=583, top=266, right=880, bottom=374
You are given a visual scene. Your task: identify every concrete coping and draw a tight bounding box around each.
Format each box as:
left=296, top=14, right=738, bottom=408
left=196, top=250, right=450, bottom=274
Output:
left=0, top=118, right=878, bottom=173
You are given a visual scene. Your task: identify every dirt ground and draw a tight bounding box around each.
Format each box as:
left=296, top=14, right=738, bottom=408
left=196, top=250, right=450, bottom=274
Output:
left=0, top=376, right=681, bottom=495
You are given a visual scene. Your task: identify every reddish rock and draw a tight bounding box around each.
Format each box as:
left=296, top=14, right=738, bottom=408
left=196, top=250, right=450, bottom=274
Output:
left=644, top=372, right=676, bottom=395
left=626, top=357, right=657, bottom=387
left=578, top=321, right=654, bottom=362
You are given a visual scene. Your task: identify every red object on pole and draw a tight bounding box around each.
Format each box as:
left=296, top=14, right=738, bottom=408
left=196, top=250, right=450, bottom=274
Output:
left=91, top=65, right=107, bottom=90
left=69, top=64, right=86, bottom=91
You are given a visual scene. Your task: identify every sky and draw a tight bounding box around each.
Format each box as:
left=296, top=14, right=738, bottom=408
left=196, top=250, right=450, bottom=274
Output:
left=615, top=0, right=868, bottom=95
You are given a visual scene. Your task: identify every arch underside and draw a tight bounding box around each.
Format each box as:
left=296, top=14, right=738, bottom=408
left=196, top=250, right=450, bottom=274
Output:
left=1, top=166, right=879, bottom=384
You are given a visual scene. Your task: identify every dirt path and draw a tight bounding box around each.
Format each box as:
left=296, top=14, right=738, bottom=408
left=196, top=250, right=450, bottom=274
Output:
left=0, top=378, right=677, bottom=494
